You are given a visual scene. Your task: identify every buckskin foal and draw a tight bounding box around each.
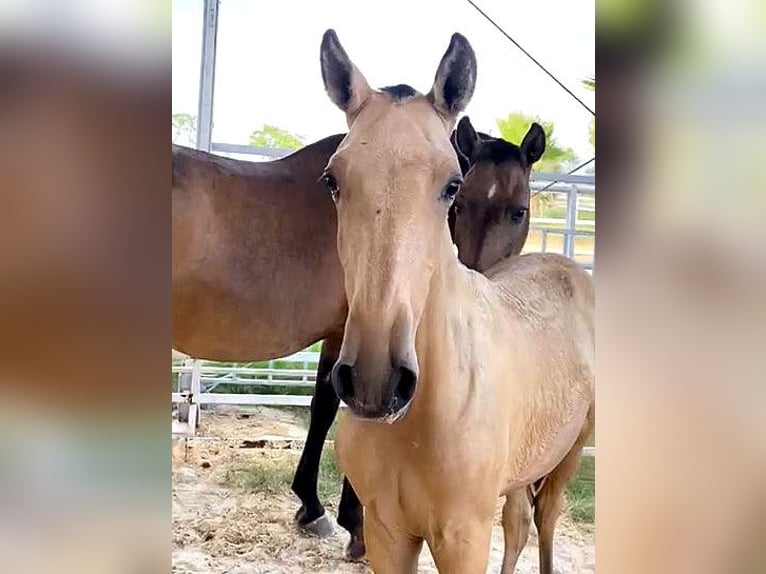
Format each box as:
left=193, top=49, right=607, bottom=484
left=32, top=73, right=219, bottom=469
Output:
left=172, top=118, right=541, bottom=545
left=335, top=117, right=595, bottom=573
left=333, top=117, right=559, bottom=563
left=318, top=29, right=595, bottom=574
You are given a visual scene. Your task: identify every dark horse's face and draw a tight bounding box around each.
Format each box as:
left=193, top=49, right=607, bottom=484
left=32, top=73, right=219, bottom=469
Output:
left=448, top=116, right=546, bottom=272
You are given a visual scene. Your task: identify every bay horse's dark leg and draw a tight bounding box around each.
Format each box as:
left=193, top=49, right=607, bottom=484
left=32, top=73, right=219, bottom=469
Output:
left=291, top=334, right=342, bottom=538
left=337, top=476, right=366, bottom=561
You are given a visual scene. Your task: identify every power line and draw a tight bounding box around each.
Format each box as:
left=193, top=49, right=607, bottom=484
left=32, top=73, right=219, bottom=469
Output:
left=535, top=157, right=595, bottom=193
left=463, top=0, right=595, bottom=117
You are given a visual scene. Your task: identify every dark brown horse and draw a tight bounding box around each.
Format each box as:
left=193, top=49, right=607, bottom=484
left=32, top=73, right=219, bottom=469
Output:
left=171, top=114, right=544, bottom=551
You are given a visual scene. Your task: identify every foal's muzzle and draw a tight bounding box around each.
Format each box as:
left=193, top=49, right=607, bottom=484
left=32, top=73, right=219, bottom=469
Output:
left=331, top=362, right=417, bottom=422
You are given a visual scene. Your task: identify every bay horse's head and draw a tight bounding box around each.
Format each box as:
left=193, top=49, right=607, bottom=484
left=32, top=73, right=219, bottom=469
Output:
left=449, top=116, right=545, bottom=271
left=319, top=29, right=476, bottom=421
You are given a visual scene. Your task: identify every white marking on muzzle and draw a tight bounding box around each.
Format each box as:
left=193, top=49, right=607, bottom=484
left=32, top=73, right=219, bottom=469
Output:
left=487, top=184, right=497, bottom=199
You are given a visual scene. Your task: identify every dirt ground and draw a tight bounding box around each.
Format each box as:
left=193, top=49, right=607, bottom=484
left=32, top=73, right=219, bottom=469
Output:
left=172, top=408, right=594, bottom=573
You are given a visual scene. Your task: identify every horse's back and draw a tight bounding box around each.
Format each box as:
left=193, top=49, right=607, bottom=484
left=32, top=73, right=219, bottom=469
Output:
left=170, top=140, right=347, bottom=361
left=485, top=253, right=593, bottom=328
left=171, top=144, right=280, bottom=200
left=500, top=252, right=594, bottom=376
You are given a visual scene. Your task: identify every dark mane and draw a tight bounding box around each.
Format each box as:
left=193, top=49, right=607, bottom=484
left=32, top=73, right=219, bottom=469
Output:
left=475, top=132, right=525, bottom=165
left=380, top=84, right=420, bottom=101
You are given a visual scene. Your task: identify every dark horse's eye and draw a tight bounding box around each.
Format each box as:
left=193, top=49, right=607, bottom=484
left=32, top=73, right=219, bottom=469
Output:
left=441, top=178, right=462, bottom=202
left=505, top=206, right=528, bottom=224
left=321, top=171, right=340, bottom=201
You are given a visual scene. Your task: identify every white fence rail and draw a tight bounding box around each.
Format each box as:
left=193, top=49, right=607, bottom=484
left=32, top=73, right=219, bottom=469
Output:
left=172, top=351, right=323, bottom=435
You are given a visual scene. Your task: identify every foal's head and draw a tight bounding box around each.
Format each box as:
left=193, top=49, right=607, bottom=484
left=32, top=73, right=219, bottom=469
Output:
left=319, top=29, right=477, bottom=420
left=449, top=116, right=545, bottom=272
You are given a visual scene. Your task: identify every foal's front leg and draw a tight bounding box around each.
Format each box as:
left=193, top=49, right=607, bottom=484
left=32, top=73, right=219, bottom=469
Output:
left=364, top=511, right=422, bottom=574
left=427, top=519, right=494, bottom=574
left=290, top=334, right=342, bottom=537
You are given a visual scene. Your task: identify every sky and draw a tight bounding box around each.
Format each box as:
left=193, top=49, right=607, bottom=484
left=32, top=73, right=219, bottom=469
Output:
left=172, top=0, right=594, bottom=160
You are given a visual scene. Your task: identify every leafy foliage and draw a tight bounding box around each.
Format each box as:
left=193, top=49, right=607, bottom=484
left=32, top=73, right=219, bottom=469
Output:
left=172, top=113, right=197, bottom=146
left=249, top=124, right=305, bottom=150
left=495, top=112, right=577, bottom=172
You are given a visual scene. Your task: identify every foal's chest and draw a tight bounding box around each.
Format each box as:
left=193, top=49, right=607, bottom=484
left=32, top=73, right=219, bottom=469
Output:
left=336, top=415, right=502, bottom=530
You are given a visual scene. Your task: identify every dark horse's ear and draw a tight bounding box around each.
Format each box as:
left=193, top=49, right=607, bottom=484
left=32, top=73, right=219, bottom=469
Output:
left=428, top=33, right=477, bottom=123
left=320, top=29, right=372, bottom=124
left=520, top=122, right=546, bottom=166
left=454, top=115, right=480, bottom=161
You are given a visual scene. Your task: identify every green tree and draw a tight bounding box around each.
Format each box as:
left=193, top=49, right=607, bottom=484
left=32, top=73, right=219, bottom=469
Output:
left=249, top=124, right=305, bottom=150
left=495, top=112, right=577, bottom=172
left=172, top=113, right=197, bottom=146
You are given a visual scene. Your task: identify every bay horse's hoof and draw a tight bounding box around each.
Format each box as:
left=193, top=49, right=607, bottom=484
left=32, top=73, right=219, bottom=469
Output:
left=294, top=507, right=334, bottom=539
left=344, top=533, right=366, bottom=562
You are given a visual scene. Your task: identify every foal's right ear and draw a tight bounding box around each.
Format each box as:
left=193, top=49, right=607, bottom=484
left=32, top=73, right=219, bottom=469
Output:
left=454, top=115, right=480, bottom=160
left=428, top=33, right=477, bottom=124
left=320, top=29, right=372, bottom=124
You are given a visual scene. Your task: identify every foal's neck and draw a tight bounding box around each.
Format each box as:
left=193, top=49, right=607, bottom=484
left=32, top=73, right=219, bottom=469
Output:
left=413, top=233, right=488, bottom=417
left=427, top=230, right=485, bottom=317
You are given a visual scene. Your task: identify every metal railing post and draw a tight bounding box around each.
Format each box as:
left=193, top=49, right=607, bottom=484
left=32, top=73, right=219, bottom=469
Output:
left=188, top=360, right=202, bottom=433
left=196, top=0, right=219, bottom=151
left=176, top=358, right=193, bottom=423
left=564, top=184, right=578, bottom=260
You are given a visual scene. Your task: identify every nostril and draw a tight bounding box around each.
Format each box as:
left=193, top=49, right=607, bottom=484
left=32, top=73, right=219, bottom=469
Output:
left=333, top=363, right=355, bottom=402
left=393, top=366, right=417, bottom=403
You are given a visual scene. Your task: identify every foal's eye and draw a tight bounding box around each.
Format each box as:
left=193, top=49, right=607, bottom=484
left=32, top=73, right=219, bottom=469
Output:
left=321, top=171, right=340, bottom=201
left=505, top=206, right=528, bottom=224
left=441, top=178, right=462, bottom=202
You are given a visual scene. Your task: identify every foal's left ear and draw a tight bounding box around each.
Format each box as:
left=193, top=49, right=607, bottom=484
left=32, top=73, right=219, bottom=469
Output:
left=320, top=29, right=373, bottom=124
left=520, top=122, right=546, bottom=166
left=428, top=33, right=477, bottom=123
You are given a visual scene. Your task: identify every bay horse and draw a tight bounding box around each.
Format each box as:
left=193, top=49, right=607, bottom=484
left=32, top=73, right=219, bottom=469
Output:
left=318, top=29, right=595, bottom=574
left=171, top=115, right=542, bottom=543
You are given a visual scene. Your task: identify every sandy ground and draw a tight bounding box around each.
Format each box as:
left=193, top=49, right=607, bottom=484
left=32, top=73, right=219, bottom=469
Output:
left=172, top=408, right=594, bottom=573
